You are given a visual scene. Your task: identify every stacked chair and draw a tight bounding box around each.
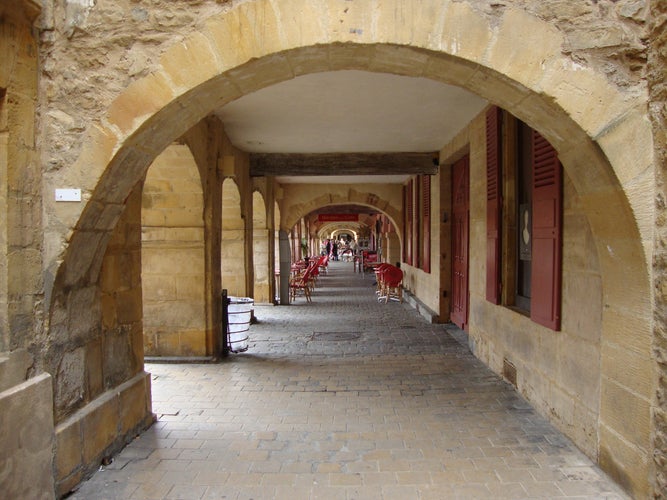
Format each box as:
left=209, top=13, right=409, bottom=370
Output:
left=289, top=255, right=330, bottom=303
left=375, top=263, right=403, bottom=303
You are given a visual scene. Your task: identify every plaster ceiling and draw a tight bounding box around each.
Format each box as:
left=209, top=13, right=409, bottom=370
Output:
left=216, top=70, right=487, bottom=184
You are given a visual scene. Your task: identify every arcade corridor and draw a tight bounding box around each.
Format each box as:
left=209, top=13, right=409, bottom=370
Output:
left=69, top=261, right=627, bottom=499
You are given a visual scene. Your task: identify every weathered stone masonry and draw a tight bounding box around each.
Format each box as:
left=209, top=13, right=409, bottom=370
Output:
left=0, top=0, right=664, bottom=497
left=649, top=0, right=667, bottom=495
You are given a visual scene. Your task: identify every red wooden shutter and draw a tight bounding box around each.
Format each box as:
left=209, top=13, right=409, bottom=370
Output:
left=451, top=156, right=470, bottom=330
left=402, top=185, right=407, bottom=262
left=406, top=180, right=413, bottom=266
left=422, top=175, right=431, bottom=273
left=414, top=177, right=421, bottom=269
left=530, top=130, right=562, bottom=330
left=486, top=106, right=502, bottom=304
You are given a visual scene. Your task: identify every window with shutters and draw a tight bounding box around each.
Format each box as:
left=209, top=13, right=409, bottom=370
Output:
left=515, top=121, right=533, bottom=312
left=485, top=107, right=562, bottom=331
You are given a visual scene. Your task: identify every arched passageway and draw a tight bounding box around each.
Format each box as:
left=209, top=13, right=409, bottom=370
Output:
left=71, top=261, right=629, bottom=499
left=221, top=179, right=246, bottom=297
left=141, top=144, right=206, bottom=357
left=35, top=1, right=656, bottom=497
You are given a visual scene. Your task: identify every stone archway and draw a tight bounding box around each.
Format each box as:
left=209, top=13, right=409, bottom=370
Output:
left=282, top=189, right=403, bottom=239
left=42, top=1, right=655, bottom=495
left=141, top=144, right=206, bottom=357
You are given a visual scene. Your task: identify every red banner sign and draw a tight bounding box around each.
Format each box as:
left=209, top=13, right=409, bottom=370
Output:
left=318, top=214, right=359, bottom=222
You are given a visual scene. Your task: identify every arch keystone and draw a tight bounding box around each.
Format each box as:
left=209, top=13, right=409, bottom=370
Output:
left=373, top=0, right=445, bottom=48
left=159, top=32, right=223, bottom=91
left=439, top=1, right=492, bottom=61
left=270, top=0, right=328, bottom=48
left=205, top=2, right=286, bottom=72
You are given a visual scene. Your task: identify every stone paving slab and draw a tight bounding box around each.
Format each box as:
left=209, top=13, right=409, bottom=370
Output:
left=70, top=261, right=628, bottom=499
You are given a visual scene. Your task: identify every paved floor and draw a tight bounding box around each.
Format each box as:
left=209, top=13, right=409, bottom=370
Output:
left=70, top=261, right=628, bottom=499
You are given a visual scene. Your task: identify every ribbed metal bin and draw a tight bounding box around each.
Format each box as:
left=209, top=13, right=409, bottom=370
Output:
left=227, top=296, right=253, bottom=353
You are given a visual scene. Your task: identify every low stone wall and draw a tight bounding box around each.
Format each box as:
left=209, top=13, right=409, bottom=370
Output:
left=54, top=371, right=154, bottom=497
left=0, top=373, right=55, bottom=499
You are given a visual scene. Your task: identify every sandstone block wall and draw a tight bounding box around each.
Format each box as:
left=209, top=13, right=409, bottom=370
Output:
left=0, top=373, right=55, bottom=499
left=54, top=372, right=153, bottom=496
left=0, top=0, right=41, bottom=354
left=142, top=144, right=207, bottom=357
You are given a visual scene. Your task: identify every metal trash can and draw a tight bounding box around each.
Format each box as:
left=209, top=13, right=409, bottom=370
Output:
left=227, top=296, right=253, bottom=353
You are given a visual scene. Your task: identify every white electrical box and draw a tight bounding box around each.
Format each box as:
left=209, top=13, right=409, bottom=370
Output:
left=55, top=189, right=82, bottom=202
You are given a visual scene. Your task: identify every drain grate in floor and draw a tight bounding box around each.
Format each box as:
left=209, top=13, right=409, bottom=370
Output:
left=312, top=331, right=361, bottom=341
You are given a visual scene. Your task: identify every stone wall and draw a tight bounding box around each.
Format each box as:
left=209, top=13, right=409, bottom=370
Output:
left=142, top=144, right=207, bottom=357
left=1, top=0, right=42, bottom=354
left=649, top=0, right=667, bottom=495
left=54, top=184, right=154, bottom=495
left=0, top=3, right=55, bottom=498
left=0, top=373, right=55, bottom=499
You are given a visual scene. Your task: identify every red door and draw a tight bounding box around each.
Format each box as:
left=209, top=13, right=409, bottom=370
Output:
left=451, top=156, right=469, bottom=330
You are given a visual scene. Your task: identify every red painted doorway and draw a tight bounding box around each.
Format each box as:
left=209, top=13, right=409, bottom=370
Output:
left=451, top=156, right=469, bottom=330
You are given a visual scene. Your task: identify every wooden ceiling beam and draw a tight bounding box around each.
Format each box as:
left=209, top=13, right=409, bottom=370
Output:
left=249, top=152, right=439, bottom=177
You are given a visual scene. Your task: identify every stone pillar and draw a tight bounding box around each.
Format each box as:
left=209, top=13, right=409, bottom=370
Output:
left=279, top=230, right=290, bottom=305
left=253, top=229, right=271, bottom=303
left=0, top=0, right=41, bottom=354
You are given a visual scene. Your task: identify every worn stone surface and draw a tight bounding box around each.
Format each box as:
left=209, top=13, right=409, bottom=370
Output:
left=142, top=145, right=207, bottom=357
left=0, top=373, right=55, bottom=500
left=0, top=1, right=42, bottom=356
left=70, top=263, right=628, bottom=499
left=54, top=371, right=154, bottom=496
left=648, top=0, right=667, bottom=496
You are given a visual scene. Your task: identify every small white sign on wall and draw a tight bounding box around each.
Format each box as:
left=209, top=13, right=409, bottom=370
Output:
left=55, top=188, right=81, bottom=202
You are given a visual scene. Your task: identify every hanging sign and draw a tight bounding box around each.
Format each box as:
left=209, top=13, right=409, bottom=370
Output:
left=318, top=214, right=359, bottom=222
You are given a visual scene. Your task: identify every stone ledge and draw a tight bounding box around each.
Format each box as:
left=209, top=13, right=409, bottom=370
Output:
left=402, top=289, right=439, bottom=324
left=144, top=356, right=217, bottom=364
left=55, top=372, right=154, bottom=498
left=0, top=373, right=55, bottom=499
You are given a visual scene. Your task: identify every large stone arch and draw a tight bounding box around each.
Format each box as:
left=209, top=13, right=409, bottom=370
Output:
left=141, top=144, right=206, bottom=357
left=282, top=192, right=403, bottom=238
left=42, top=0, right=655, bottom=495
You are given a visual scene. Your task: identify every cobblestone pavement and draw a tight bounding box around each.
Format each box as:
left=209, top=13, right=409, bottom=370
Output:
left=70, top=261, right=628, bottom=499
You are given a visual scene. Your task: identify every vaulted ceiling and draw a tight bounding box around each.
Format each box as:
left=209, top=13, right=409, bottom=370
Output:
left=216, top=70, right=487, bottom=185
